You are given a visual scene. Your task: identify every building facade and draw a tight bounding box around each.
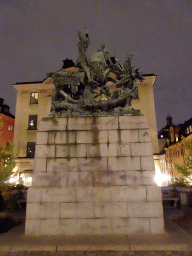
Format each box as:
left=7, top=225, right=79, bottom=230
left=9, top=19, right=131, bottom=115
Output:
left=0, top=98, right=15, bottom=146
left=158, top=116, right=192, bottom=183
left=13, top=73, right=159, bottom=186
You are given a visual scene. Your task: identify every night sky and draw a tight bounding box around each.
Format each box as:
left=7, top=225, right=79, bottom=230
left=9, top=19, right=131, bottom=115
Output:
left=0, top=0, right=191, bottom=131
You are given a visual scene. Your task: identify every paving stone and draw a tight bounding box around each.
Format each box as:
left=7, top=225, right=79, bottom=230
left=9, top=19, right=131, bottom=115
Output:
left=133, top=252, right=147, bottom=256
left=17, top=253, right=32, bottom=256
left=163, top=252, right=174, bottom=256
left=183, top=252, right=192, bottom=256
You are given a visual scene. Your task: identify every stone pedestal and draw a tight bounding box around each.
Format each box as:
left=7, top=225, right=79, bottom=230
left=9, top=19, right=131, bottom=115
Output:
left=25, top=115, right=164, bottom=235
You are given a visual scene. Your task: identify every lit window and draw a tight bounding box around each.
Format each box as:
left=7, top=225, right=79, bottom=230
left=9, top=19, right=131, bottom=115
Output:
left=28, top=115, right=37, bottom=130
left=8, top=124, right=13, bottom=131
left=30, top=92, right=38, bottom=104
left=26, top=142, right=35, bottom=158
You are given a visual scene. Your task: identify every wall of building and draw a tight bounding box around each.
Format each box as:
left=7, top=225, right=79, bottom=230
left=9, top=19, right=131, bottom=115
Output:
left=132, top=75, right=159, bottom=154
left=165, top=133, right=192, bottom=181
left=13, top=81, right=54, bottom=157
left=0, top=113, right=15, bottom=146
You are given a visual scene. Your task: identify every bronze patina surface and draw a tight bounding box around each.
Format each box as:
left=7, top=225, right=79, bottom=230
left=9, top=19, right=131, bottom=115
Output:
left=47, top=28, right=143, bottom=117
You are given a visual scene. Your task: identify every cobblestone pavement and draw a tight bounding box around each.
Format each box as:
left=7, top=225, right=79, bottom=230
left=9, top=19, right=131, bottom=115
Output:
left=0, top=252, right=192, bottom=256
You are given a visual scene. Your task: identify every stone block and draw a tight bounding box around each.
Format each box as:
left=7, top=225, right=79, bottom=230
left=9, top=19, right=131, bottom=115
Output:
left=67, top=117, right=98, bottom=130
left=146, top=186, right=162, bottom=201
left=33, top=158, right=47, bottom=172
left=56, top=145, right=69, bottom=157
left=76, top=131, right=94, bottom=143
left=55, top=132, right=67, bottom=144
left=108, top=130, right=119, bottom=143
left=61, top=219, right=77, bottom=235
left=120, top=130, right=131, bottom=143
left=36, top=132, right=48, bottom=144
left=150, top=218, right=164, bottom=234
left=111, top=217, right=129, bottom=235
left=67, top=172, right=78, bottom=186
left=35, top=145, right=55, bottom=158
left=94, top=218, right=112, bottom=235
left=87, top=144, right=100, bottom=157
left=127, top=171, right=142, bottom=187
left=67, top=131, right=76, bottom=143
left=57, top=118, right=68, bottom=130
left=47, top=158, right=78, bottom=172
left=32, top=172, right=61, bottom=187
left=70, top=144, right=86, bottom=157
left=142, top=170, right=156, bottom=185
left=25, top=219, right=41, bottom=235
left=60, top=173, right=68, bottom=186
left=94, top=171, right=115, bottom=186
left=95, top=202, right=128, bottom=217
left=111, top=186, right=146, bottom=202
left=40, top=219, right=61, bottom=235
left=26, top=203, right=40, bottom=219
left=128, top=202, right=164, bottom=218
left=139, top=129, right=151, bottom=143
left=99, top=130, right=108, bottom=143
left=27, top=187, right=42, bottom=203
left=61, top=202, right=94, bottom=218
left=40, top=203, right=60, bottom=218
left=108, top=156, right=140, bottom=171
left=119, top=115, right=146, bottom=123
left=48, top=131, right=56, bottom=144
left=42, top=187, right=77, bottom=202
left=121, top=130, right=139, bottom=143
left=78, top=171, right=93, bottom=186
left=94, top=187, right=111, bottom=201
left=38, top=120, right=55, bottom=131
left=100, top=143, right=118, bottom=157
left=112, top=217, right=150, bottom=235
left=76, top=219, right=95, bottom=234
left=77, top=187, right=94, bottom=202
left=78, top=157, right=108, bottom=172
left=119, top=121, right=149, bottom=130
left=117, top=144, right=131, bottom=156
left=141, top=156, right=155, bottom=171
left=114, top=171, right=127, bottom=185
left=131, top=143, right=153, bottom=156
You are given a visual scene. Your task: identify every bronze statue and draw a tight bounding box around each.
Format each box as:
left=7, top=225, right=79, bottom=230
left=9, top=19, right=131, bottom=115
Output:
left=47, top=28, right=144, bottom=116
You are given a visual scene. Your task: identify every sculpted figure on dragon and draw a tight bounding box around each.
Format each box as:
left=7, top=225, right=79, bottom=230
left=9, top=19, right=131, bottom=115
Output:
left=48, top=28, right=144, bottom=116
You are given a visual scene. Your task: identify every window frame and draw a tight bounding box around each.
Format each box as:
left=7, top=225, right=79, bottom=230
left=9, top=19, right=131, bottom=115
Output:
left=26, top=142, right=36, bottom=158
left=8, top=124, right=13, bottom=131
left=28, top=115, right=38, bottom=130
left=30, top=92, right=39, bottom=104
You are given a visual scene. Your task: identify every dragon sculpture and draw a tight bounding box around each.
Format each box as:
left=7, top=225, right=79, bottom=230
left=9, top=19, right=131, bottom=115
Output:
left=47, top=28, right=144, bottom=116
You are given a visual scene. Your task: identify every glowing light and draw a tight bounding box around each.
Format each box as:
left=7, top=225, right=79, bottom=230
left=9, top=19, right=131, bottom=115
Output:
left=154, top=171, right=171, bottom=187
left=27, top=177, right=32, bottom=183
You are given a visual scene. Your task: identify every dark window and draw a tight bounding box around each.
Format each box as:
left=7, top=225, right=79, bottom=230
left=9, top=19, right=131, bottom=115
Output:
left=30, top=92, right=38, bottom=104
left=28, top=115, right=37, bottom=130
left=26, top=142, right=35, bottom=158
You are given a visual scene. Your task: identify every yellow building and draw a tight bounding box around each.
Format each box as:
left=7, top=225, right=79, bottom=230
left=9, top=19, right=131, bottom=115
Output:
left=13, top=73, right=159, bottom=186
left=164, top=118, right=192, bottom=181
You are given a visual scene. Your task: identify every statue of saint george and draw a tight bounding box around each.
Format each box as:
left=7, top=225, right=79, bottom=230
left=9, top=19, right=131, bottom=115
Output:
left=47, top=28, right=144, bottom=116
